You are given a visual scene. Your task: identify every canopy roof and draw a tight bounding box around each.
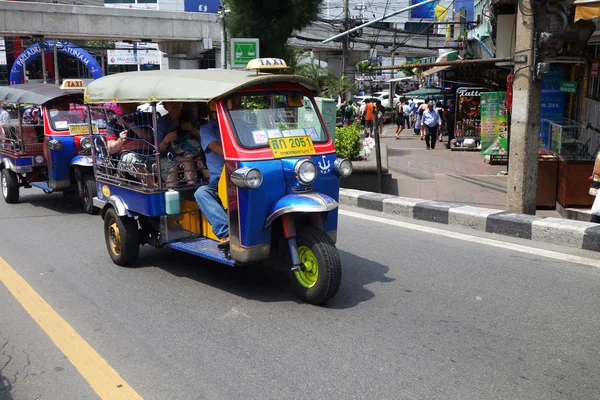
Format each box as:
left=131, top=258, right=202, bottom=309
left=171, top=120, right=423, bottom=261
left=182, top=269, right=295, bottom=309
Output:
left=403, top=87, right=455, bottom=97
left=0, top=83, right=82, bottom=105
left=84, top=69, right=321, bottom=104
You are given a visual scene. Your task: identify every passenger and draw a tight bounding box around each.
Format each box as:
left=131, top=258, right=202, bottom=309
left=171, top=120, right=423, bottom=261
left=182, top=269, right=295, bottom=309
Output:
left=193, top=107, right=229, bottom=246
left=0, top=103, right=10, bottom=125
left=157, top=101, right=207, bottom=186
left=106, top=103, right=156, bottom=187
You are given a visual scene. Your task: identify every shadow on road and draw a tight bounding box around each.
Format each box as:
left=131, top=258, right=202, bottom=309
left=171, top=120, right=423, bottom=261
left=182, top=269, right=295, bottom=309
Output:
left=11, top=191, right=85, bottom=215
left=0, top=372, right=13, bottom=400
left=134, top=246, right=393, bottom=309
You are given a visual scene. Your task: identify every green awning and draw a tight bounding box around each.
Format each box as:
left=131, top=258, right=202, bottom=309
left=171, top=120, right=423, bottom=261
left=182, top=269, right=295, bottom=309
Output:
left=403, top=87, right=455, bottom=97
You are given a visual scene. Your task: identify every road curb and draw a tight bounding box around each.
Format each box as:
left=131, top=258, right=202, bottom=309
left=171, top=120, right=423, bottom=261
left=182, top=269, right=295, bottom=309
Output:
left=339, top=188, right=600, bottom=253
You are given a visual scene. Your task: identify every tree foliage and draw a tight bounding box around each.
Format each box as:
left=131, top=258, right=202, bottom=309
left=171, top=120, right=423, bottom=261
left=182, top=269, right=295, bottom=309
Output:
left=227, top=0, right=323, bottom=59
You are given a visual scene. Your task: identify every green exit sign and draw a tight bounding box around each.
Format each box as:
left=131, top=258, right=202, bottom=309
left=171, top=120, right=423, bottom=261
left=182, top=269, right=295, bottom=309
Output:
left=560, top=81, right=577, bottom=93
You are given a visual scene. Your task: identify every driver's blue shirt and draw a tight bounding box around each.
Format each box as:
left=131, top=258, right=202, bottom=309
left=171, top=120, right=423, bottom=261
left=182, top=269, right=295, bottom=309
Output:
left=200, top=121, right=224, bottom=183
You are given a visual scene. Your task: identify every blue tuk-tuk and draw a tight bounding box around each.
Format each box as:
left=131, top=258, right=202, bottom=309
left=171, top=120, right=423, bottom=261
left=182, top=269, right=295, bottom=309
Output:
left=85, top=59, right=353, bottom=304
left=0, top=80, right=107, bottom=213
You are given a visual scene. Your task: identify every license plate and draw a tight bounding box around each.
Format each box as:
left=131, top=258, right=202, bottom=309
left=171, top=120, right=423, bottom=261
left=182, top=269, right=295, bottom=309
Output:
left=269, top=136, right=316, bottom=158
left=69, top=123, right=98, bottom=135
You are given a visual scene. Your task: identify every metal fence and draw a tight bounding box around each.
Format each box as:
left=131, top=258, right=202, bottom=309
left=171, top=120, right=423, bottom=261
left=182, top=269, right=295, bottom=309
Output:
left=93, top=109, right=209, bottom=191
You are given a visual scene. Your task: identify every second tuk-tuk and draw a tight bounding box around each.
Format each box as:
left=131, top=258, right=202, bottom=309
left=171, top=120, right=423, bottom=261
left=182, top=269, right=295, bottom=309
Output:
left=85, top=59, right=352, bottom=305
left=0, top=80, right=107, bottom=214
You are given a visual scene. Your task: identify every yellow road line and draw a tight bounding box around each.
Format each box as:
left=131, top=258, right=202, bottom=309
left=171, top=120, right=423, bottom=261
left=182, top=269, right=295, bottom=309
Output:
left=0, top=257, right=143, bottom=400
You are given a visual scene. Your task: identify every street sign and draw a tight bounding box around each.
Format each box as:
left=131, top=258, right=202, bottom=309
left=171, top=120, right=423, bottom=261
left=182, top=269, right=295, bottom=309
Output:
left=560, top=81, right=577, bottom=93
left=592, top=60, right=599, bottom=78
left=230, top=38, right=259, bottom=68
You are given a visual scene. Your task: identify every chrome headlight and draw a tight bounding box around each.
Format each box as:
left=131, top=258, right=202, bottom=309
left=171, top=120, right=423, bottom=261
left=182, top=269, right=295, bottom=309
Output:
left=230, top=167, right=263, bottom=189
left=334, top=158, right=353, bottom=177
left=80, top=137, right=92, bottom=152
left=294, top=159, right=317, bottom=185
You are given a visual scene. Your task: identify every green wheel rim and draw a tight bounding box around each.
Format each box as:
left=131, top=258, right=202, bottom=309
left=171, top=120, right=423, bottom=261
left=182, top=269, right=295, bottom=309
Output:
left=295, top=246, right=319, bottom=288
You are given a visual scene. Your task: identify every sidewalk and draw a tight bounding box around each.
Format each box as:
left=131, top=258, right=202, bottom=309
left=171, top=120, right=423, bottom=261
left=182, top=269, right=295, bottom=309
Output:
left=375, top=124, right=588, bottom=219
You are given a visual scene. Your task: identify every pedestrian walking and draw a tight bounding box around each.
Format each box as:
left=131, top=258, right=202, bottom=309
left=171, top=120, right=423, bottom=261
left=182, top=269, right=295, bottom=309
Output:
left=339, top=100, right=347, bottom=125
left=436, top=101, right=446, bottom=142
left=413, top=104, right=422, bottom=136
left=363, top=99, right=375, bottom=137
left=418, top=102, right=428, bottom=140
left=395, top=101, right=405, bottom=139
left=422, top=101, right=442, bottom=150
left=344, top=102, right=356, bottom=126
left=375, top=99, right=385, bottom=137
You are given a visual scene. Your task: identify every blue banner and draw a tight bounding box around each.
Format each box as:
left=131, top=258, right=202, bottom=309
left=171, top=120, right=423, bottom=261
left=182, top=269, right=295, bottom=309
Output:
left=410, top=0, right=437, bottom=19
left=9, top=40, right=102, bottom=85
left=184, top=0, right=220, bottom=13
left=539, top=66, right=565, bottom=153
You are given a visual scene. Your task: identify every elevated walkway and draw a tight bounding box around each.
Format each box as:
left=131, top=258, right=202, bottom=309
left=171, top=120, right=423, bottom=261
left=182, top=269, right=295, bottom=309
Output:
left=0, top=0, right=221, bottom=42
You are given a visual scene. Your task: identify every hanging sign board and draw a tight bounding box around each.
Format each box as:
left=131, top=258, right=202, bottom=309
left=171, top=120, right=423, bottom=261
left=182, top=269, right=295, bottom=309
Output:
left=230, top=38, right=259, bottom=69
left=454, top=87, right=487, bottom=139
left=480, top=92, right=509, bottom=156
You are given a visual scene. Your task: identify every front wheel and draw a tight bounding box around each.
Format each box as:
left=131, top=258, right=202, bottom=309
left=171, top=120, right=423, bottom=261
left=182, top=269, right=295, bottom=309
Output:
left=104, top=208, right=139, bottom=266
left=81, top=175, right=98, bottom=215
left=1, top=169, right=19, bottom=204
left=289, top=227, right=341, bottom=305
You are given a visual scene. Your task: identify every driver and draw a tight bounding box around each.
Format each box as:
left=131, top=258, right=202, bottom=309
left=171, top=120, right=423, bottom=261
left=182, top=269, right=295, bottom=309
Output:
left=193, top=104, right=229, bottom=246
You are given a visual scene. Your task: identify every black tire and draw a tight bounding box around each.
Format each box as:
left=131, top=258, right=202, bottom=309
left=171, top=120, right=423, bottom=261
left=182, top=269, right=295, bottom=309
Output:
left=288, top=227, right=342, bottom=305
left=1, top=169, right=19, bottom=204
left=81, top=175, right=99, bottom=215
left=104, top=207, right=139, bottom=266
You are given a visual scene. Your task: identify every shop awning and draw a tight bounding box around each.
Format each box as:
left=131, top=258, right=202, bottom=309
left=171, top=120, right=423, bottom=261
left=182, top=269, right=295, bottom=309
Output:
left=421, top=65, right=453, bottom=78
left=403, top=87, right=455, bottom=97
left=575, top=0, right=600, bottom=21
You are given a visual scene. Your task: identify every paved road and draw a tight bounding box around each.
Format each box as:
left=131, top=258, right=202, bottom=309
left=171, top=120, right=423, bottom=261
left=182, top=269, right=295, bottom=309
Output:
left=1, top=190, right=599, bottom=400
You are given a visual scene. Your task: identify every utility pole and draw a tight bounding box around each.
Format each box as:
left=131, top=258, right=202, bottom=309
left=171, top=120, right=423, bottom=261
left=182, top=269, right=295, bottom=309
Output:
left=506, top=0, right=544, bottom=214
left=40, top=41, right=47, bottom=84
left=53, top=40, right=60, bottom=85
left=342, top=0, right=349, bottom=83
left=219, top=1, right=228, bottom=69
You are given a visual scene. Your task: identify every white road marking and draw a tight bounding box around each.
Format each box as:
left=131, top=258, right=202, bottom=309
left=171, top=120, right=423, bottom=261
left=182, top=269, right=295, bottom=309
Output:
left=339, top=209, right=600, bottom=268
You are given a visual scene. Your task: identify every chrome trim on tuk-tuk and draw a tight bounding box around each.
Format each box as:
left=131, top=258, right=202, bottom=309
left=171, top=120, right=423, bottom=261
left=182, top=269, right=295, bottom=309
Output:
left=264, top=193, right=338, bottom=228
left=71, top=155, right=93, bottom=167
left=103, top=195, right=132, bottom=217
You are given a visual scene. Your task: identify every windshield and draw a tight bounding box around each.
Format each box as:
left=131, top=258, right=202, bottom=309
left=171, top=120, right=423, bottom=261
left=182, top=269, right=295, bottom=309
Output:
left=226, top=93, right=328, bottom=148
left=49, top=103, right=107, bottom=132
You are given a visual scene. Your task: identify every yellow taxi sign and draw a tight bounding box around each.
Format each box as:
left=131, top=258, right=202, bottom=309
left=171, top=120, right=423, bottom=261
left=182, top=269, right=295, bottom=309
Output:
left=245, top=58, right=289, bottom=71
left=60, top=79, right=86, bottom=90
left=268, top=135, right=315, bottom=159
left=69, top=123, right=98, bottom=135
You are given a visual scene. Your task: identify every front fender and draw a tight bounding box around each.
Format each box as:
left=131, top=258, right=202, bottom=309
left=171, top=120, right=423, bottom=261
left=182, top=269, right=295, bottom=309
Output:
left=264, top=193, right=338, bottom=228
left=71, top=155, right=93, bottom=168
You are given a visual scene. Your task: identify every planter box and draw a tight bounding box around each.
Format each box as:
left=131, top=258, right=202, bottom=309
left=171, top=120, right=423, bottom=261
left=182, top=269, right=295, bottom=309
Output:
left=536, top=156, right=558, bottom=208
left=557, top=158, right=594, bottom=207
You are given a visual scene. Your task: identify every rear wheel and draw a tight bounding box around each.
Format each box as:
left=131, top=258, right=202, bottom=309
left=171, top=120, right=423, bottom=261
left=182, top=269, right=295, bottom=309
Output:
left=1, top=169, right=19, bottom=204
left=289, top=227, right=341, bottom=305
left=104, top=207, right=139, bottom=266
left=81, top=175, right=98, bottom=215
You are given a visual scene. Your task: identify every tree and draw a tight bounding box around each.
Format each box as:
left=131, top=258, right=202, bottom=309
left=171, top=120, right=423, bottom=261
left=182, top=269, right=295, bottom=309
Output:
left=226, top=0, right=323, bottom=59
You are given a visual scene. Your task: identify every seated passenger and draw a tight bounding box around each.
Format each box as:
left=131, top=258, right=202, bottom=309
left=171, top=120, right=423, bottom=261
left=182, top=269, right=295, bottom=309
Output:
left=193, top=108, right=229, bottom=245
left=0, top=103, right=10, bottom=125
left=106, top=103, right=156, bottom=187
left=157, top=102, right=207, bottom=187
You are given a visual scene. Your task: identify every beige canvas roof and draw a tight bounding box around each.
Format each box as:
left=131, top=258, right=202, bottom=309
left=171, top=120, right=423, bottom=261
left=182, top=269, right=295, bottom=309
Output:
left=84, top=69, right=320, bottom=104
